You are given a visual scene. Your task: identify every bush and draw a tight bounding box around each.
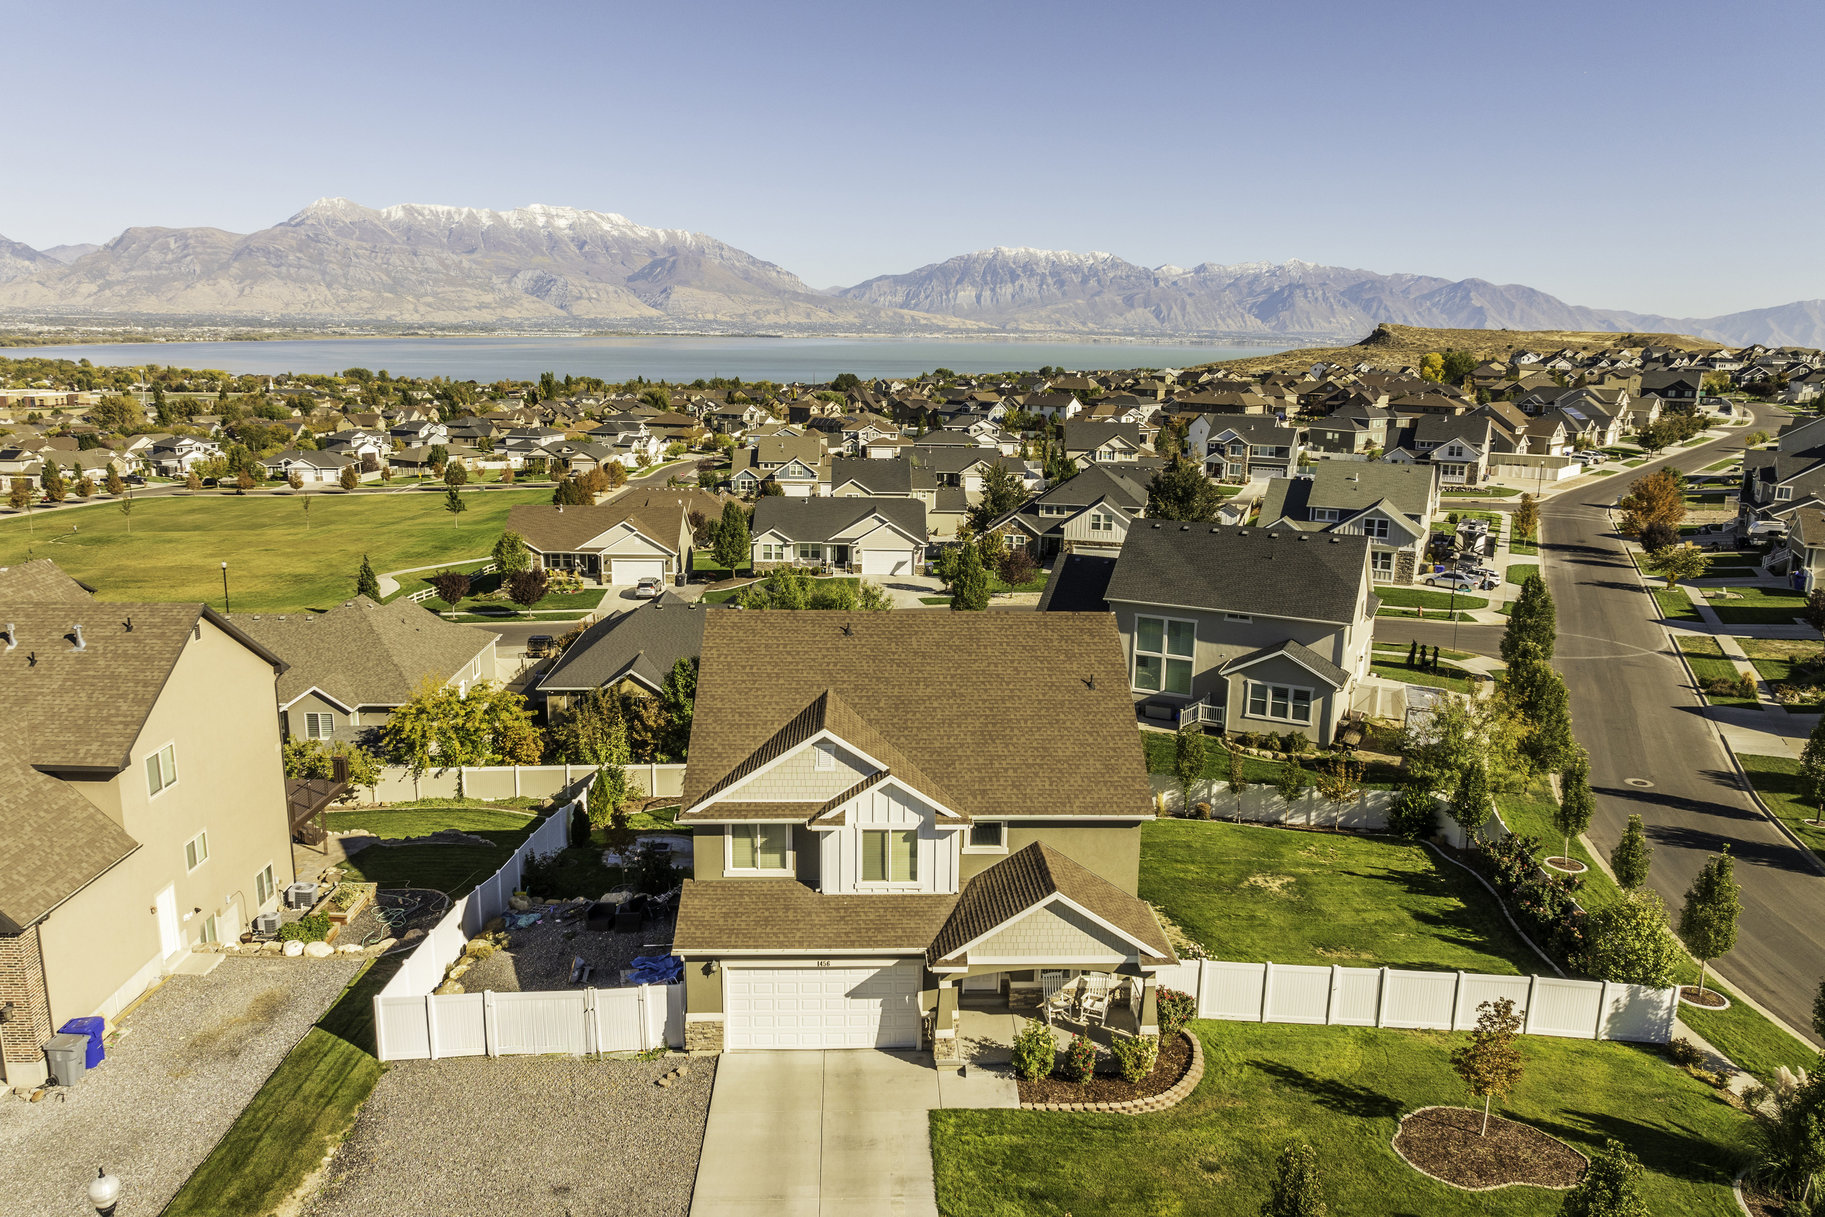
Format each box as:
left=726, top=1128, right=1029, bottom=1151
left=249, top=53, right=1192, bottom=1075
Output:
left=1386, top=785, right=1436, bottom=840
left=1193, top=801, right=1212, bottom=820
left=1110, top=1034, right=1159, bottom=1084
left=328, top=885, right=364, bottom=911
left=1156, top=987, right=1196, bottom=1040
left=1478, top=833, right=1588, bottom=962
left=1010, top=1019, right=1056, bottom=1082
left=1063, top=1034, right=1097, bottom=1085
left=278, top=913, right=330, bottom=942
left=1665, top=1037, right=1705, bottom=1067
left=569, top=803, right=592, bottom=848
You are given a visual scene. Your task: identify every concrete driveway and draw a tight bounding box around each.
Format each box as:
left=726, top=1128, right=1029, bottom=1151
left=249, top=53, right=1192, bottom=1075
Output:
left=691, top=1050, right=1014, bottom=1216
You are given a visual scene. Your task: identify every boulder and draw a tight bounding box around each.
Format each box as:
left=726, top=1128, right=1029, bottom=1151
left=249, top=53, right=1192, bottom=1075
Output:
left=260, top=940, right=285, bottom=955
left=303, top=941, right=334, bottom=959
left=283, top=940, right=305, bottom=957
left=369, top=937, right=397, bottom=954
left=336, top=944, right=365, bottom=954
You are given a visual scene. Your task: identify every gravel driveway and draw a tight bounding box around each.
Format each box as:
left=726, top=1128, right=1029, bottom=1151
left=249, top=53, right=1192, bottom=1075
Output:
left=304, top=1054, right=714, bottom=1217
left=0, top=954, right=362, bottom=1217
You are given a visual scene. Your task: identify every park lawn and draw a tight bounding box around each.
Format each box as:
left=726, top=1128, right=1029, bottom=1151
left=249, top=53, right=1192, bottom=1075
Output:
left=1676, top=637, right=1760, bottom=707
left=1707, top=586, right=1808, bottom=625
left=1139, top=731, right=1403, bottom=789
left=1376, top=587, right=1490, bottom=611
left=930, top=1022, right=1751, bottom=1217
left=1651, top=586, right=1701, bottom=622
left=1740, top=638, right=1825, bottom=711
left=1735, top=753, right=1825, bottom=861
left=383, top=556, right=495, bottom=603
left=0, top=489, right=552, bottom=611
left=1506, top=562, right=1538, bottom=586
left=1138, top=819, right=1538, bottom=973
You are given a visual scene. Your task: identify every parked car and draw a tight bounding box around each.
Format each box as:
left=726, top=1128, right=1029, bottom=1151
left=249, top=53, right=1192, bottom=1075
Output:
left=525, top=634, right=558, bottom=658
left=1456, top=562, right=1499, bottom=580
left=633, top=575, right=664, bottom=599
left=1425, top=570, right=1496, bottom=592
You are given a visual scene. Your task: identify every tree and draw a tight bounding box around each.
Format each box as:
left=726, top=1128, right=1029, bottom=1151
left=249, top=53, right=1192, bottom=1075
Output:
left=355, top=554, right=382, bottom=600
left=380, top=678, right=540, bottom=778
left=300, top=496, right=312, bottom=529
left=658, top=656, right=698, bottom=762
left=1806, top=589, right=1825, bottom=638
left=424, top=570, right=471, bottom=613
left=1803, top=714, right=1825, bottom=814
left=1578, top=890, right=1685, bottom=989
left=591, top=761, right=634, bottom=853
left=1172, top=725, right=1207, bottom=811
left=1507, top=645, right=1576, bottom=775
left=1554, top=750, right=1595, bottom=865
left=1502, top=574, right=1557, bottom=664
left=1418, top=353, right=1446, bottom=383
left=1616, top=469, right=1686, bottom=536
left=7, top=478, right=31, bottom=516
left=1512, top=493, right=1539, bottom=544
left=1275, top=758, right=1307, bottom=805
left=185, top=471, right=202, bottom=491
left=104, top=470, right=124, bottom=497
left=1637, top=520, right=1679, bottom=555
left=444, top=485, right=466, bottom=526
left=40, top=459, right=66, bottom=502
left=1559, top=1139, right=1650, bottom=1217
left=1260, top=1141, right=1327, bottom=1217
left=1449, top=759, right=1493, bottom=841
left=1146, top=453, right=1224, bottom=522
left=549, top=687, right=632, bottom=766
left=1611, top=814, right=1653, bottom=890
left=117, top=490, right=133, bottom=534
left=506, top=568, right=550, bottom=614
left=1312, top=757, right=1362, bottom=809
left=444, top=461, right=469, bottom=487
left=605, top=459, right=628, bottom=488
left=1644, top=542, right=1712, bottom=589
left=1678, top=849, right=1740, bottom=999
left=236, top=469, right=254, bottom=492
left=1815, top=977, right=1825, bottom=1043
left=950, top=541, right=991, bottom=611
left=1226, top=744, right=1251, bottom=820
left=713, top=500, right=750, bottom=572
left=1450, top=997, right=1525, bottom=1136
left=552, top=473, right=588, bottom=505
left=339, top=463, right=359, bottom=490
left=1405, top=684, right=1530, bottom=797
left=830, top=372, right=861, bottom=392
left=288, top=470, right=305, bottom=490
left=968, top=463, right=1026, bottom=532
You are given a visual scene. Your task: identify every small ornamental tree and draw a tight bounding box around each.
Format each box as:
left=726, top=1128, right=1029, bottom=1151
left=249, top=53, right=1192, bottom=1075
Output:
left=1226, top=744, right=1251, bottom=820
left=1559, top=1139, right=1650, bottom=1217
left=493, top=529, right=531, bottom=575
left=1814, top=977, right=1825, bottom=1043
left=1579, top=890, right=1685, bottom=989
left=1146, top=453, right=1224, bottom=522
left=1313, top=757, right=1362, bottom=810
left=1678, top=849, right=1741, bottom=999
left=1617, top=468, right=1686, bottom=536
left=1554, top=749, right=1595, bottom=865
left=1801, top=714, right=1825, bottom=814
left=104, top=470, right=125, bottom=497
left=590, top=761, right=633, bottom=854
left=1449, top=759, right=1493, bottom=843
left=1450, top=997, right=1525, bottom=1136
left=949, top=542, right=991, bottom=611
left=1275, top=757, right=1306, bottom=806
left=186, top=471, right=202, bottom=491
left=288, top=470, right=304, bottom=490
left=1260, top=1141, right=1328, bottom=1217
left=1512, top=492, right=1539, bottom=544
left=8, top=478, right=31, bottom=515
left=424, top=570, right=471, bottom=613
left=235, top=469, right=253, bottom=492
left=444, top=461, right=469, bottom=487
left=339, top=462, right=359, bottom=490
left=1638, top=520, right=1679, bottom=555
left=506, top=568, right=550, bottom=614
left=1172, top=724, right=1208, bottom=812
left=1644, top=542, right=1712, bottom=589
left=41, top=460, right=66, bottom=502
left=444, top=485, right=466, bottom=526
left=117, top=490, right=133, bottom=533
left=1611, top=815, right=1653, bottom=890
left=713, top=500, right=750, bottom=572
left=355, top=554, right=382, bottom=600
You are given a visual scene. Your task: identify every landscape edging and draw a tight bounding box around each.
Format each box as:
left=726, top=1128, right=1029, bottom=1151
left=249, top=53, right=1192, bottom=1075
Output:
left=1019, top=1030, right=1202, bottom=1113
left=1389, top=1105, right=1587, bottom=1192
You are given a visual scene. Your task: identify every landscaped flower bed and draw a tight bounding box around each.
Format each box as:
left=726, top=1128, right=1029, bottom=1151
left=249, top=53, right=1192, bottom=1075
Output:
left=1017, top=1031, right=1193, bottom=1106
left=1392, top=1105, right=1586, bottom=1190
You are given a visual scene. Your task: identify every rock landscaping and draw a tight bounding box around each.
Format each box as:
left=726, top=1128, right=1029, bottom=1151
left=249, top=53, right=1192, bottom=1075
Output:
left=1391, top=1105, right=1587, bottom=1190
left=450, top=898, right=675, bottom=994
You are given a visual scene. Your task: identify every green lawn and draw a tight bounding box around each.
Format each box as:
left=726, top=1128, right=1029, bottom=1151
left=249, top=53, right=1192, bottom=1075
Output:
left=1510, top=540, right=1539, bottom=556
left=931, top=1021, right=1751, bottom=1217
left=337, top=821, right=538, bottom=894
left=1376, top=587, right=1490, bottom=612
left=1741, top=638, right=1825, bottom=711
left=1676, top=636, right=1759, bottom=707
left=1374, top=641, right=1474, bottom=663
left=1370, top=658, right=1488, bottom=694
left=1444, top=484, right=1521, bottom=496
left=324, top=806, right=539, bottom=837
left=699, top=575, right=860, bottom=604
left=0, top=490, right=553, bottom=611
left=1703, top=459, right=1740, bottom=472
left=1139, top=819, right=1537, bottom=972
left=1736, top=753, right=1825, bottom=860
left=1495, top=780, right=1613, bottom=901
left=1651, top=586, right=1701, bottom=622
left=1139, top=731, right=1403, bottom=789
left=384, top=556, right=495, bottom=603
left=1506, top=562, right=1538, bottom=586
left=1707, top=587, right=1808, bottom=625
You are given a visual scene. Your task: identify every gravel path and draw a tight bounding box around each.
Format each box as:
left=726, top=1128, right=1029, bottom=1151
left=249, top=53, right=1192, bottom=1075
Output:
left=0, top=955, right=362, bottom=1217
left=305, top=1055, right=714, bottom=1217
left=460, top=906, right=674, bottom=992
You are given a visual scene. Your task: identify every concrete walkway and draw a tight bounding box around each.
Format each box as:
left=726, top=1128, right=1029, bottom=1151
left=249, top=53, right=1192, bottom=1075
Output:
left=691, top=1050, right=1015, bottom=1216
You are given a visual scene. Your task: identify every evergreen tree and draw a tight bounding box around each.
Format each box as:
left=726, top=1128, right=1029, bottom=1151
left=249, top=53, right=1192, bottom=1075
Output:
left=1502, top=573, right=1557, bottom=664
left=355, top=554, right=382, bottom=600
left=1554, top=749, right=1595, bottom=865
left=1611, top=814, right=1653, bottom=890
left=1260, top=1141, right=1327, bottom=1217
left=1145, top=453, right=1224, bottom=522
left=1678, top=849, right=1741, bottom=999
left=1558, top=1139, right=1650, bottom=1217
left=713, top=500, right=751, bottom=572
left=1801, top=714, right=1825, bottom=812
left=950, top=542, right=991, bottom=611
left=1507, top=643, right=1575, bottom=775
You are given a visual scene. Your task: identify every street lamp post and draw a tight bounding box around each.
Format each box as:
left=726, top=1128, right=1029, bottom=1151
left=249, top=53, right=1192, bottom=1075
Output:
left=221, top=561, right=230, bottom=614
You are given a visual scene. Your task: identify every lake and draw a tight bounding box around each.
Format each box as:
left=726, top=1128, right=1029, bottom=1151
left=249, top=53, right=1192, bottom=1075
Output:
left=2, top=335, right=1290, bottom=383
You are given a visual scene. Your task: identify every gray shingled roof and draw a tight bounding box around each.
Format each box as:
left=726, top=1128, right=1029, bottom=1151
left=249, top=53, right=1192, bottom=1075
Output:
left=232, top=596, right=496, bottom=710
left=1035, top=554, right=1118, bottom=613
left=1104, top=524, right=1371, bottom=624
left=751, top=496, right=927, bottom=544
left=536, top=593, right=711, bottom=695
left=1219, top=639, right=1350, bottom=689
left=1258, top=463, right=1436, bottom=525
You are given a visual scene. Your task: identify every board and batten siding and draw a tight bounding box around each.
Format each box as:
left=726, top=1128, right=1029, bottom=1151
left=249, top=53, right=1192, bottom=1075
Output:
left=819, top=783, right=961, bottom=895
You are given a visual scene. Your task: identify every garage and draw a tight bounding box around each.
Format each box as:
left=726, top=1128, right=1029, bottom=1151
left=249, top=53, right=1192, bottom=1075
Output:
left=609, top=557, right=667, bottom=585
left=724, top=961, right=922, bottom=1050
left=859, top=549, right=911, bottom=577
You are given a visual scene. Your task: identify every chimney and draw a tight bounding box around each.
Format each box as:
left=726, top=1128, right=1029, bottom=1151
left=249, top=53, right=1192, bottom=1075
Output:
left=71, top=624, right=86, bottom=652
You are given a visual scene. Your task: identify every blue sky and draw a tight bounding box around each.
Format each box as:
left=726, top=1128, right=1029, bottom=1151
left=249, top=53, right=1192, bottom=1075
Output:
left=7, top=0, right=1821, bottom=317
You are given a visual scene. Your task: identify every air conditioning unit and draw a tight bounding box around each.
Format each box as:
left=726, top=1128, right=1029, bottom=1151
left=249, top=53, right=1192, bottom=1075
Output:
left=283, top=881, right=319, bottom=910
left=252, top=911, right=281, bottom=935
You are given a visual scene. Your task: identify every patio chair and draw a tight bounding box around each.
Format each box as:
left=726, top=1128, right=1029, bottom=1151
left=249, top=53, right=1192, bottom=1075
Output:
left=1041, top=977, right=1083, bottom=1025
left=1078, top=974, right=1113, bottom=1025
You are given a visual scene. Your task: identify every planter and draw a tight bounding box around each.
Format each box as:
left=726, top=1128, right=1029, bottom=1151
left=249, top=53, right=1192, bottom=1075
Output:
left=1679, top=986, right=1731, bottom=1011
left=318, top=882, right=376, bottom=925
left=1543, top=856, right=1588, bottom=875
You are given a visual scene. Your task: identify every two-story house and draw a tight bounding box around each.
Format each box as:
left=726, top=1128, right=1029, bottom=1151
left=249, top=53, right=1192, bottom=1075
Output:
left=1257, top=463, right=1440, bottom=584
left=750, top=497, right=928, bottom=577
left=0, top=561, right=295, bottom=1088
left=1200, top=418, right=1306, bottom=482
left=1062, top=420, right=1151, bottom=464
left=671, top=613, right=1174, bottom=1058
left=729, top=435, right=829, bottom=497
left=989, top=464, right=1152, bottom=560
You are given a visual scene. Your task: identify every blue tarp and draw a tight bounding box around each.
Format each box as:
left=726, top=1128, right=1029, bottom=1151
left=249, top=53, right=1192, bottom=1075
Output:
left=628, top=955, right=682, bottom=986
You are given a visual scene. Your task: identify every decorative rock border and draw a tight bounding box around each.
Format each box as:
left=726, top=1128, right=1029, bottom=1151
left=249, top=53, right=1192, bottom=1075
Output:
left=1679, top=987, right=1732, bottom=1011
left=1020, top=1030, right=1203, bottom=1113
left=1390, top=1106, right=1587, bottom=1192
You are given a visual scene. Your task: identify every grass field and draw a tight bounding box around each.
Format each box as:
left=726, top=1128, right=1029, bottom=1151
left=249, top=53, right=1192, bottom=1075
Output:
left=0, top=490, right=552, bottom=611
left=324, top=805, right=539, bottom=837
left=1506, top=562, right=1538, bottom=585
left=1139, top=819, right=1537, bottom=973
left=1707, top=586, right=1808, bottom=625
left=1376, top=586, right=1490, bottom=612
left=337, top=824, right=536, bottom=894
left=1369, top=657, right=1486, bottom=694
left=1676, top=636, right=1759, bottom=706
left=1735, top=753, right=1825, bottom=860
left=931, top=1021, right=1751, bottom=1217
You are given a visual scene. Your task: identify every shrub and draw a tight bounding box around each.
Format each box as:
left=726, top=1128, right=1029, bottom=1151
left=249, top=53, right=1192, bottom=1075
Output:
left=278, top=912, right=331, bottom=942
left=1010, top=1020, right=1057, bottom=1082
left=1157, top=987, right=1196, bottom=1040
left=1110, top=1034, right=1159, bottom=1084
left=1193, top=801, right=1212, bottom=820
left=1478, top=834, right=1588, bottom=962
left=1665, top=1037, right=1705, bottom=1068
left=1387, top=784, right=1436, bottom=840
left=1063, top=1034, right=1097, bottom=1085
left=569, top=803, right=592, bottom=848
left=329, top=885, right=364, bottom=911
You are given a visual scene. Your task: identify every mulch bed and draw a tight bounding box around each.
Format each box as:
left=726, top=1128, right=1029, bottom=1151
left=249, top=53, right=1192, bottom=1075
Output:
left=1016, top=1032, right=1191, bottom=1105
left=1679, top=985, right=1729, bottom=1008
left=1742, top=1179, right=1793, bottom=1217
left=1392, top=1106, right=1586, bottom=1190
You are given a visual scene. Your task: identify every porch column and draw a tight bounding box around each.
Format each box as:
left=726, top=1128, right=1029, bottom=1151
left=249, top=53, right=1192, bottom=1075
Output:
left=932, top=979, right=960, bottom=1067
left=1137, top=974, right=1160, bottom=1038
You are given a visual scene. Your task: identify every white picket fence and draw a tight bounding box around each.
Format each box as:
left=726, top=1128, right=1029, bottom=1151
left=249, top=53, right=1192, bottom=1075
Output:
left=1152, top=958, right=1676, bottom=1044
left=372, top=762, right=685, bottom=804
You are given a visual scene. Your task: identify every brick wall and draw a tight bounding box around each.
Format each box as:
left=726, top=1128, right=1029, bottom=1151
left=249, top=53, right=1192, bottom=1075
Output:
left=0, top=927, right=53, bottom=1065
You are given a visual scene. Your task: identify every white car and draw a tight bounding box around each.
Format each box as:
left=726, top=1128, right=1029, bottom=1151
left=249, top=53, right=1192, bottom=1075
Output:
left=633, top=576, right=665, bottom=599
left=1425, top=570, right=1495, bottom=592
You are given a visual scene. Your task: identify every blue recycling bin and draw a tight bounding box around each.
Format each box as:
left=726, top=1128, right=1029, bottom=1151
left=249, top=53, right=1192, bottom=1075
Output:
left=58, top=1017, right=106, bottom=1069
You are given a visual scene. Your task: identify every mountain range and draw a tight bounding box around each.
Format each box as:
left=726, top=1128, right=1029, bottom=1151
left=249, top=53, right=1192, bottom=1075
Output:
left=0, top=198, right=1820, bottom=348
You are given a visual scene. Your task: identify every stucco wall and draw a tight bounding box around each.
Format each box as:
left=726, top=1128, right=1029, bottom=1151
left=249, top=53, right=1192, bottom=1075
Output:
left=961, top=823, right=1142, bottom=894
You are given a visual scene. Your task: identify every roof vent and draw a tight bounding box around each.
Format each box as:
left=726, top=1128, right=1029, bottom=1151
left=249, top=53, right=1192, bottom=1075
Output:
left=123, top=616, right=133, bottom=632
left=1, top=623, right=12, bottom=651
left=70, top=624, right=86, bottom=652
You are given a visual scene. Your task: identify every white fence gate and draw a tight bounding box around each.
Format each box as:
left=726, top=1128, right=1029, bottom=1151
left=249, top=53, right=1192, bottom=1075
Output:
left=1151, top=958, right=1676, bottom=1044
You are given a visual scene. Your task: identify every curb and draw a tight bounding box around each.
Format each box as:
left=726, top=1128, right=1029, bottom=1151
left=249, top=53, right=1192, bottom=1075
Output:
left=1019, top=1030, right=1202, bottom=1114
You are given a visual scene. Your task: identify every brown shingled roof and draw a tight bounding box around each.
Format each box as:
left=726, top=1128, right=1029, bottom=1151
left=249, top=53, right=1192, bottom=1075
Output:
left=928, top=842, right=1174, bottom=964
left=673, top=880, right=958, bottom=954
left=0, top=738, right=139, bottom=932
left=506, top=495, right=688, bottom=554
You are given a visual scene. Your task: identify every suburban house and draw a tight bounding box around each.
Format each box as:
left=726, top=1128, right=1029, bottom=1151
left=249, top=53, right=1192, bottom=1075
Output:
left=507, top=493, right=697, bottom=586
left=143, top=435, right=222, bottom=476
left=1388, top=415, right=1495, bottom=485
left=1256, top=463, right=1441, bottom=584
left=750, top=496, right=928, bottom=577
left=826, top=456, right=971, bottom=540
left=1043, top=524, right=1376, bottom=743
left=671, top=612, right=1174, bottom=1057
left=730, top=435, right=829, bottom=496
left=1063, top=420, right=1151, bottom=464
left=1199, top=417, right=1307, bottom=482
left=259, top=448, right=371, bottom=484
left=1779, top=509, right=1825, bottom=592
left=230, top=597, right=500, bottom=747
left=0, top=560, right=295, bottom=1088
left=990, top=464, right=1151, bottom=560
left=535, top=592, right=712, bottom=713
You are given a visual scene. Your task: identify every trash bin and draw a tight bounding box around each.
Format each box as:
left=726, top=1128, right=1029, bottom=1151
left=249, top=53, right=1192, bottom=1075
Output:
left=57, top=1017, right=106, bottom=1069
left=43, top=1033, right=89, bottom=1088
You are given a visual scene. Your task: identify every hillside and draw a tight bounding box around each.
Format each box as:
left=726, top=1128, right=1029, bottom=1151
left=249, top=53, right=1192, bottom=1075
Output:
left=1200, top=323, right=1717, bottom=375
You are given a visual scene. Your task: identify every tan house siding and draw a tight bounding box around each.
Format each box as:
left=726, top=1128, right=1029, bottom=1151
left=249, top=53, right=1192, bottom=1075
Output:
left=962, top=824, right=1142, bottom=894
left=732, top=742, right=872, bottom=801
left=970, top=903, right=1126, bottom=961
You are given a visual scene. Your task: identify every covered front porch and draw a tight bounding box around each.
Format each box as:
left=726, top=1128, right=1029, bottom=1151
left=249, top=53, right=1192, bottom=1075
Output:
left=946, top=972, right=1151, bottom=1070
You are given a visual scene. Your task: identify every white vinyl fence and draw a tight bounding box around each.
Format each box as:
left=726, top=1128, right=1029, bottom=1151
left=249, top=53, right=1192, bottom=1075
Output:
left=371, top=790, right=685, bottom=1062
left=1152, top=958, right=1676, bottom=1044
left=371, top=761, right=686, bottom=804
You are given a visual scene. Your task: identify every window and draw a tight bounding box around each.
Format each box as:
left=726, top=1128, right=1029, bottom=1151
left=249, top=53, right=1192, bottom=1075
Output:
left=145, top=743, right=177, bottom=797
left=1088, top=510, right=1115, bottom=533
left=200, top=915, right=218, bottom=945
left=759, top=542, right=786, bottom=562
left=184, top=831, right=209, bottom=872
left=255, top=864, right=276, bottom=906
left=1133, top=615, right=1194, bottom=696
left=1311, top=508, right=1339, bottom=523
left=862, top=830, right=919, bottom=882
left=1777, top=485, right=1794, bottom=501
left=813, top=742, right=836, bottom=771
left=796, top=543, right=823, bottom=562
left=967, top=821, right=1006, bottom=851
left=1370, top=550, right=1395, bottom=577
left=304, top=712, right=335, bottom=739
left=729, top=824, right=791, bottom=871
left=1245, top=681, right=1313, bottom=725
left=1361, top=517, right=1390, bottom=540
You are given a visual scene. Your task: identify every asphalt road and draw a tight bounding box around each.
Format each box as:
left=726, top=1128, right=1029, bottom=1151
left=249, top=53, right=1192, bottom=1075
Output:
left=1534, top=412, right=1824, bottom=1041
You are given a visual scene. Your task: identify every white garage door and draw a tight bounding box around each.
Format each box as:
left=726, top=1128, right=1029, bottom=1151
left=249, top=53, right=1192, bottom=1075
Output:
left=725, top=962, right=922, bottom=1050
left=610, top=558, right=667, bottom=585
left=859, top=549, right=910, bottom=577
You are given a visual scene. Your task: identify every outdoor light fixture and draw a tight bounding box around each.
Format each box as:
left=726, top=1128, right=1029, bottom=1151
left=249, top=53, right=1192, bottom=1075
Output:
left=0, top=1001, right=14, bottom=1024
left=221, top=561, right=230, bottom=613
left=88, top=1168, right=121, bottom=1216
